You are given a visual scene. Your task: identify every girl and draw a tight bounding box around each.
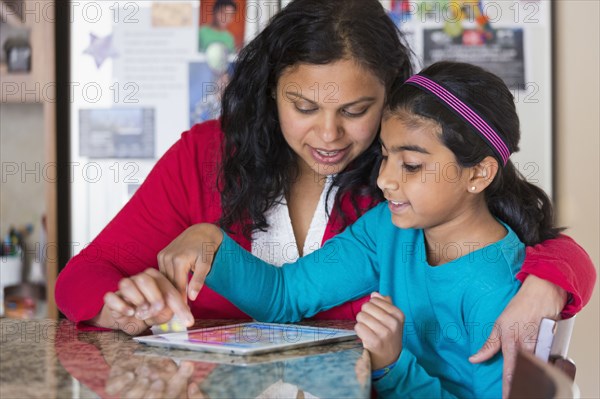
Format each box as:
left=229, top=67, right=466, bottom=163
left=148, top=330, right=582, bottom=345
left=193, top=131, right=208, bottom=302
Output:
left=179, top=62, right=593, bottom=398
left=56, top=0, right=594, bottom=390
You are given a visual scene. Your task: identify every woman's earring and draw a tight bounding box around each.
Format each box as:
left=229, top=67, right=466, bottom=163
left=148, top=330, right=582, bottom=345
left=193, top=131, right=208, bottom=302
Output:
left=470, top=186, right=477, bottom=192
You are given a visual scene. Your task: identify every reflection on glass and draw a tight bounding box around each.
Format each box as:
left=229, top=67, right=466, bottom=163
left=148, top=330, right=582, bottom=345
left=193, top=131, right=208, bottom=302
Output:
left=54, top=321, right=368, bottom=398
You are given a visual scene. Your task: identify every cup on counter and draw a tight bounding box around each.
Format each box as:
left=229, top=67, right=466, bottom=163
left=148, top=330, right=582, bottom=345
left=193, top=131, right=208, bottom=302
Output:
left=4, top=283, right=45, bottom=319
left=0, top=256, right=22, bottom=316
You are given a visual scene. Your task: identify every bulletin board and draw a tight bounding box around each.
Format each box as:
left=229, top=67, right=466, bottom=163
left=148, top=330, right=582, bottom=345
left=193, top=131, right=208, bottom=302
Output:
left=68, top=0, right=553, bottom=249
left=68, top=0, right=276, bottom=248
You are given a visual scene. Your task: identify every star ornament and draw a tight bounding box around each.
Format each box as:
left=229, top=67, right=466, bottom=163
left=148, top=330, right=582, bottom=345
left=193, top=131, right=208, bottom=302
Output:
left=83, top=33, right=119, bottom=68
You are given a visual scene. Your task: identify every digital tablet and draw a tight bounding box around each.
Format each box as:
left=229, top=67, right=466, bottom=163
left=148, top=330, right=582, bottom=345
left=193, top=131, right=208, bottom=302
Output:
left=134, top=322, right=358, bottom=356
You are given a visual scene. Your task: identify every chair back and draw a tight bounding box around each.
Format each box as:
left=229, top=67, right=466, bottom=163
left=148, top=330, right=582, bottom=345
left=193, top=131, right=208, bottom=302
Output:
left=534, top=317, right=577, bottom=380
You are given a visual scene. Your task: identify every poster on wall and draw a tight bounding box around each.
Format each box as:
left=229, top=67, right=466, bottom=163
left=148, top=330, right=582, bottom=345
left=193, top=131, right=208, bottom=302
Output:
left=152, top=2, right=194, bottom=27
left=189, top=61, right=233, bottom=125
left=423, top=27, right=525, bottom=89
left=192, top=0, right=246, bottom=124
left=79, top=108, right=155, bottom=159
left=198, top=0, right=246, bottom=53
left=388, top=0, right=537, bottom=88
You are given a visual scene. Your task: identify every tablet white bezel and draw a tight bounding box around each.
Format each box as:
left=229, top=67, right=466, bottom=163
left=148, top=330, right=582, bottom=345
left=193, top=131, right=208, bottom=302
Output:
left=133, top=322, right=358, bottom=356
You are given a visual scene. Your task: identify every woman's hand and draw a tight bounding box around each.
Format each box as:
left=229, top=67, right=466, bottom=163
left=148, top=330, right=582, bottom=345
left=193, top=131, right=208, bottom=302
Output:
left=469, top=275, right=568, bottom=398
left=90, top=291, right=151, bottom=335
left=157, top=223, right=224, bottom=301
left=354, top=292, right=404, bottom=370
left=90, top=268, right=195, bottom=334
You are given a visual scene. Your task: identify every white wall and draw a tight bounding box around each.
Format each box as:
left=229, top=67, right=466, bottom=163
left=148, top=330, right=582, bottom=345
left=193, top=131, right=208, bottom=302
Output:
left=554, top=1, right=600, bottom=397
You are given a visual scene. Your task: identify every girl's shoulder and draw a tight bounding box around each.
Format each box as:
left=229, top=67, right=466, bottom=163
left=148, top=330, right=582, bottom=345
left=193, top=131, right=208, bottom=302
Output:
left=496, top=221, right=526, bottom=272
left=459, top=223, right=525, bottom=301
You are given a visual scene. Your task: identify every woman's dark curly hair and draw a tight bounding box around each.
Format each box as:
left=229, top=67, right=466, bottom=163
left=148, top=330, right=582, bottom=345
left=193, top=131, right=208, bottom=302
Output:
left=218, top=0, right=413, bottom=238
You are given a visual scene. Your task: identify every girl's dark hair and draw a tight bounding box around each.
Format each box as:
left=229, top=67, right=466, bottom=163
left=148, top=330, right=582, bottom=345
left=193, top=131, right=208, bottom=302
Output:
left=219, top=0, right=413, bottom=238
left=387, top=61, right=562, bottom=245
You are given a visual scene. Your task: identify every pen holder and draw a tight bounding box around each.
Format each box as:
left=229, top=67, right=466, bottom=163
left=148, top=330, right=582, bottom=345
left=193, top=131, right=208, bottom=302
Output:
left=0, top=256, right=23, bottom=316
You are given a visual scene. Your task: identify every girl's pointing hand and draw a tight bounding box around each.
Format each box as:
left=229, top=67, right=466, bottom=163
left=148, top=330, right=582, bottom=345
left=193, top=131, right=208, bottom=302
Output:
left=158, top=223, right=224, bottom=301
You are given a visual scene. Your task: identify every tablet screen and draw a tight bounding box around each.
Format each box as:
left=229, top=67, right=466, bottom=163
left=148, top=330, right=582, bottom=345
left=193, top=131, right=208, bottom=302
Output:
left=134, top=322, right=358, bottom=355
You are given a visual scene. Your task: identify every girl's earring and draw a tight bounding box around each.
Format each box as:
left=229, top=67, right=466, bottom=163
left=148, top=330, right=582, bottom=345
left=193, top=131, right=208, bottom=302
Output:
left=470, top=186, right=477, bottom=192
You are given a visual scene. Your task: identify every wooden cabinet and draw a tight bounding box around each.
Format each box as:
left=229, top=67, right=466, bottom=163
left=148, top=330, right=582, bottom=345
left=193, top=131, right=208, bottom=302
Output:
left=1, top=0, right=58, bottom=318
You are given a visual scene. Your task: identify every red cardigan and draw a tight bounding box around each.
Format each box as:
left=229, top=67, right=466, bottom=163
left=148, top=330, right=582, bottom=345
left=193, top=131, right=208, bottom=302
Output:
left=55, top=120, right=596, bottom=324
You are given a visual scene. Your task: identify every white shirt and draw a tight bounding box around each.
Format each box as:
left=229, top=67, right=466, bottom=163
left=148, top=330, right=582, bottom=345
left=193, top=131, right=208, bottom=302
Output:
left=251, top=176, right=338, bottom=266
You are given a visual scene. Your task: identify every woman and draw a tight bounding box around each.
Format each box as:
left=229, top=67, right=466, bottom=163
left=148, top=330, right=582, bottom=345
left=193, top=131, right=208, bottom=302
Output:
left=56, top=0, right=595, bottom=393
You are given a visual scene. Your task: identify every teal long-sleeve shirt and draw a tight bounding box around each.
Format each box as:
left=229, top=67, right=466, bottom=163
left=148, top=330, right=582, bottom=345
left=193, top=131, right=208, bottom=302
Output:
left=206, top=202, right=524, bottom=398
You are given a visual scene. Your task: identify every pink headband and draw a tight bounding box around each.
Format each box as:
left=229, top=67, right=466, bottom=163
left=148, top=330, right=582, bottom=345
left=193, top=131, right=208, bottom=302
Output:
left=404, top=74, right=511, bottom=166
